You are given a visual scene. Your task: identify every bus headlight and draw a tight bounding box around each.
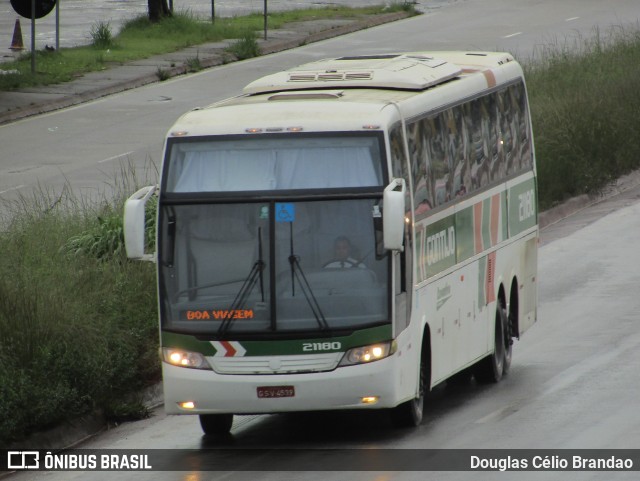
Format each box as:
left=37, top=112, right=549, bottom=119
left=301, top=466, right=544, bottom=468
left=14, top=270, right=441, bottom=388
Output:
left=339, top=341, right=396, bottom=366
left=162, top=348, right=211, bottom=370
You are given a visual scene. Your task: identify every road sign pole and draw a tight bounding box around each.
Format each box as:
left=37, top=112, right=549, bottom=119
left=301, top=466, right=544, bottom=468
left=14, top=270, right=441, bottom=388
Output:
left=263, top=0, right=267, bottom=40
left=55, top=0, right=60, bottom=50
left=31, top=0, right=36, bottom=73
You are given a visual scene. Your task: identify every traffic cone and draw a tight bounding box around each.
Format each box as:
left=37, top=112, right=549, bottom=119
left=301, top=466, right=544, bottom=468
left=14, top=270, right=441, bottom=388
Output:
left=10, top=19, right=25, bottom=51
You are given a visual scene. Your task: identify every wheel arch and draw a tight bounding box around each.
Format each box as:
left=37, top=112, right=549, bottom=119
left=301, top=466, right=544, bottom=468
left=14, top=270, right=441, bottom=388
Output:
left=420, top=323, right=433, bottom=391
left=497, top=282, right=507, bottom=310
left=509, top=276, right=520, bottom=339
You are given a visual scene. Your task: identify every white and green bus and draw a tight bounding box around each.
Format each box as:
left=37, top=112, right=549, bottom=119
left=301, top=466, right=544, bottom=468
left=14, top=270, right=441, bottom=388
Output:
left=124, top=51, right=538, bottom=436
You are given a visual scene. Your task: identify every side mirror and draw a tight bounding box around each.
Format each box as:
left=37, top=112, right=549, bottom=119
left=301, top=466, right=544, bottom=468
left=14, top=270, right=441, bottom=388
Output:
left=383, top=178, right=406, bottom=252
left=123, top=185, right=157, bottom=261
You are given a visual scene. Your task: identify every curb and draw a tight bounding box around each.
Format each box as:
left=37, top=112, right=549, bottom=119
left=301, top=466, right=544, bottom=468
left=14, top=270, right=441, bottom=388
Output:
left=5, top=383, right=164, bottom=451
left=539, top=168, right=640, bottom=230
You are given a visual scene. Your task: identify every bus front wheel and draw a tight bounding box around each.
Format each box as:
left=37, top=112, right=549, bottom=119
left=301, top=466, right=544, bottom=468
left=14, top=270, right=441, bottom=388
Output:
left=199, top=413, right=233, bottom=436
left=391, top=353, right=427, bottom=427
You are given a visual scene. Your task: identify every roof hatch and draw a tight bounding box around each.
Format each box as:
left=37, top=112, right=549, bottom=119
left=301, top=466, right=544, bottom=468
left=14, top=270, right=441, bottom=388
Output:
left=243, top=53, right=462, bottom=94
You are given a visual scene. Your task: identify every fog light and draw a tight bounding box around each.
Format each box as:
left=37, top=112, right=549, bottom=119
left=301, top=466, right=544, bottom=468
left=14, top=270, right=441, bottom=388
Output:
left=178, top=401, right=196, bottom=409
left=361, top=396, right=379, bottom=405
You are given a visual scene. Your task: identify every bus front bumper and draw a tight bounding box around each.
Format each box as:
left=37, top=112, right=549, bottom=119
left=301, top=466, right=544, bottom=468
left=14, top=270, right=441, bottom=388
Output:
left=163, top=354, right=408, bottom=415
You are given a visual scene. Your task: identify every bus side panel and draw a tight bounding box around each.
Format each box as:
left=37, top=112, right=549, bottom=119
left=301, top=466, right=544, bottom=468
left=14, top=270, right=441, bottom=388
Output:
left=518, top=235, right=538, bottom=335
left=420, top=259, right=489, bottom=386
left=506, top=174, right=538, bottom=335
left=421, top=223, right=537, bottom=386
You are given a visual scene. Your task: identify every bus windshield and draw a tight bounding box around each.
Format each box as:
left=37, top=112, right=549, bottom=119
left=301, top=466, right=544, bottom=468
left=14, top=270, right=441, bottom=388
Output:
left=159, top=199, right=389, bottom=336
left=165, top=135, right=384, bottom=192
left=159, top=133, right=389, bottom=337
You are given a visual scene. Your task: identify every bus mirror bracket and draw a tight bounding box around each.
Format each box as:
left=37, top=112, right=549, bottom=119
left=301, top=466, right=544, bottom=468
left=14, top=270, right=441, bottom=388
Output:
left=124, top=185, right=157, bottom=262
left=383, top=178, right=406, bottom=252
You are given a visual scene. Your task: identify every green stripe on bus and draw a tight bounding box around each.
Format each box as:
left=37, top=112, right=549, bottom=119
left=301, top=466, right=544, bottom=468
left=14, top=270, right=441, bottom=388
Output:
left=417, top=177, right=536, bottom=281
left=420, top=215, right=457, bottom=279
left=161, top=324, right=393, bottom=356
left=508, top=177, right=537, bottom=236
left=501, top=191, right=509, bottom=241
left=455, top=206, right=475, bottom=264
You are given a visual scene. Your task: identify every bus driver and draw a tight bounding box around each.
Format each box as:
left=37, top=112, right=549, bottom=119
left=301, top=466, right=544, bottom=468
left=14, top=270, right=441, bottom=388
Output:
left=324, top=236, right=365, bottom=269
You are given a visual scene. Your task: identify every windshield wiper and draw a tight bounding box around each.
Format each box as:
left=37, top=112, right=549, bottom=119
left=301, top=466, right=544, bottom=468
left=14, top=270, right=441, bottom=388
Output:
left=162, top=207, right=176, bottom=268
left=287, top=223, right=330, bottom=332
left=218, top=228, right=265, bottom=337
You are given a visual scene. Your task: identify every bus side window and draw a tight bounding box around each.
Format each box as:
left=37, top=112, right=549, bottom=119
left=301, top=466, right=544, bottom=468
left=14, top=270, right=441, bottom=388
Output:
left=429, top=114, right=451, bottom=208
left=470, top=98, right=488, bottom=190
left=501, top=88, right=518, bottom=176
left=515, top=82, right=533, bottom=170
left=448, top=106, right=469, bottom=199
left=407, top=120, right=432, bottom=218
left=483, top=94, right=501, bottom=184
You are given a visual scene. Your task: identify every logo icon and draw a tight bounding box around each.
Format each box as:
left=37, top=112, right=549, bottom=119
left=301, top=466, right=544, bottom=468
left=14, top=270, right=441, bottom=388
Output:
left=275, top=203, right=295, bottom=223
left=7, top=451, right=39, bottom=470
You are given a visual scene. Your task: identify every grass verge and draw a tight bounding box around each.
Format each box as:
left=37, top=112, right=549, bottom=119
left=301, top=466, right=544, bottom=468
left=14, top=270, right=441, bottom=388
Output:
left=525, top=26, right=640, bottom=209
left=0, top=3, right=417, bottom=91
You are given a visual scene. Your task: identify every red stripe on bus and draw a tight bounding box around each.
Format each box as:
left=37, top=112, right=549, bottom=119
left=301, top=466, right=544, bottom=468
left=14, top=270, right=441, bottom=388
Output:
left=483, top=69, right=497, bottom=88
left=486, top=251, right=497, bottom=304
left=490, top=193, right=501, bottom=246
left=221, top=341, right=237, bottom=357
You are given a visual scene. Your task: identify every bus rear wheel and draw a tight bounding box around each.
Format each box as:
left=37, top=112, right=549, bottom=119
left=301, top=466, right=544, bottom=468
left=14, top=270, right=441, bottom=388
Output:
left=199, top=414, right=233, bottom=436
left=474, top=304, right=508, bottom=383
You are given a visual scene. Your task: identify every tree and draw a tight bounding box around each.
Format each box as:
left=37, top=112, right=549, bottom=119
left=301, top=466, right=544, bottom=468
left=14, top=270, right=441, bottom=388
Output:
left=148, top=0, right=171, bottom=22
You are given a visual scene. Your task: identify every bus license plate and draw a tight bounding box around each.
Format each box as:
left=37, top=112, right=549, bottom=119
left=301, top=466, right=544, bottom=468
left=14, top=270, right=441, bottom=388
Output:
left=257, top=386, right=295, bottom=398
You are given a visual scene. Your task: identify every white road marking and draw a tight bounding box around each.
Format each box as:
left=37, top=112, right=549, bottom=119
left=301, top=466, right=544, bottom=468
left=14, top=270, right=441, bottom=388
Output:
left=566, top=17, right=580, bottom=22
left=98, top=151, right=135, bottom=164
left=0, top=184, right=25, bottom=194
left=503, top=32, right=522, bottom=39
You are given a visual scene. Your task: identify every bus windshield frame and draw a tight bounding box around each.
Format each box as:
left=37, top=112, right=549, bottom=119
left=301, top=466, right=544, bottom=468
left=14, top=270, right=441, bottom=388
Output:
left=157, top=131, right=391, bottom=340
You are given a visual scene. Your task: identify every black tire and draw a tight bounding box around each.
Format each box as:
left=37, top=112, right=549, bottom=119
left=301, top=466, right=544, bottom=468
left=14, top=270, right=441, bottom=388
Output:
left=474, top=304, right=508, bottom=384
left=199, top=414, right=233, bottom=436
left=391, top=352, right=427, bottom=427
left=503, top=303, right=514, bottom=375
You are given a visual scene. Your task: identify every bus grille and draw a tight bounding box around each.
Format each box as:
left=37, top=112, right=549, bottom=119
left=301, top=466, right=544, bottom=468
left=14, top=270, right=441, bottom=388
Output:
left=207, top=353, right=342, bottom=375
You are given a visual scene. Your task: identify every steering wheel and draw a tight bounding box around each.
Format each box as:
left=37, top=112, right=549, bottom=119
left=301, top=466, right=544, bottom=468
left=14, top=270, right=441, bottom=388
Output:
left=322, top=259, right=360, bottom=268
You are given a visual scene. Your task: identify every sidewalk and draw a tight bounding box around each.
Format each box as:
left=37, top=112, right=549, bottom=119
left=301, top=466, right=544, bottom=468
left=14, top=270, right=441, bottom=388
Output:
left=0, top=11, right=410, bottom=126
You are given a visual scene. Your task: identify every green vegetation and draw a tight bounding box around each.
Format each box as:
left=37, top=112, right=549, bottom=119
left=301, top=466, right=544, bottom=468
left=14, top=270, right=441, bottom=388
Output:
left=0, top=3, right=417, bottom=91
left=89, top=20, right=115, bottom=50
left=525, top=26, right=640, bottom=209
left=0, top=184, right=158, bottom=447
left=227, top=31, right=261, bottom=60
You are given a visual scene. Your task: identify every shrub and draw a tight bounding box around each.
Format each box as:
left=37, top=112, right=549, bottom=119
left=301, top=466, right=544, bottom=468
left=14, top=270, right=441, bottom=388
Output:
left=90, top=21, right=114, bottom=49
left=227, top=31, right=261, bottom=60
